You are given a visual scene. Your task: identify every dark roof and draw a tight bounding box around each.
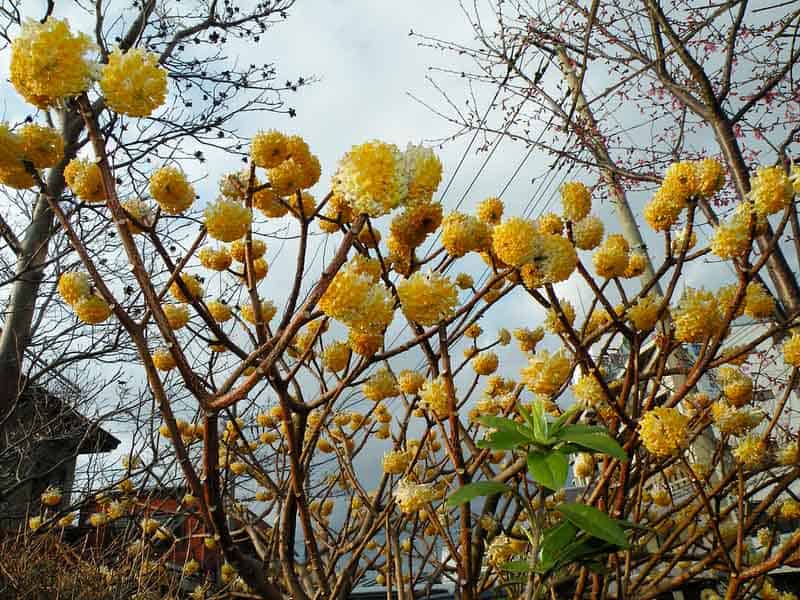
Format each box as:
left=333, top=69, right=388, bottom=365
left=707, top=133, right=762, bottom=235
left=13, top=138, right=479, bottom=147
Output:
left=16, top=382, right=120, bottom=454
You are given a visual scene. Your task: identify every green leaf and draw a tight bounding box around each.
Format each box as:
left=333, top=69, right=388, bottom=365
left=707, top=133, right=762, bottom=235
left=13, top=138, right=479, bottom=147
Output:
left=477, top=429, right=529, bottom=450
left=446, top=481, right=511, bottom=508
left=529, top=400, right=548, bottom=443
left=557, top=424, right=607, bottom=435
left=549, top=404, right=579, bottom=436
left=555, top=427, right=628, bottom=461
left=499, top=559, right=533, bottom=573
left=540, top=521, right=578, bottom=568
left=527, top=450, right=569, bottom=491
left=556, top=503, right=629, bottom=548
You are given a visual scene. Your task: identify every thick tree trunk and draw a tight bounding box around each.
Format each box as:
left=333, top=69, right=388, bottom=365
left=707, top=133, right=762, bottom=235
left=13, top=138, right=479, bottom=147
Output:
left=0, top=112, right=80, bottom=414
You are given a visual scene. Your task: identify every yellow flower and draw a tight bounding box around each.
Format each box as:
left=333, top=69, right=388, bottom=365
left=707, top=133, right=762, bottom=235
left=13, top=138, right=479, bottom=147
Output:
left=570, top=216, right=603, bottom=251
left=120, top=198, right=155, bottom=233
left=100, top=48, right=167, bottom=117
left=255, top=187, right=290, bottom=218
left=322, top=341, right=350, bottom=372
left=732, top=435, right=766, bottom=468
left=545, top=300, right=576, bottom=334
left=183, top=558, right=200, bottom=577
left=397, top=271, right=458, bottom=326
left=241, top=299, right=277, bottom=325
left=28, top=516, right=43, bottom=531
left=492, top=217, right=538, bottom=266
left=662, top=161, right=698, bottom=202
left=561, top=181, right=591, bottom=222
left=711, top=400, right=763, bottom=435
left=520, top=349, right=571, bottom=396
left=393, top=478, right=435, bottom=513
left=58, top=271, right=91, bottom=305
left=711, top=207, right=753, bottom=259
left=717, top=366, right=753, bottom=407
left=0, top=165, right=35, bottom=189
left=390, top=200, right=443, bottom=249
left=0, top=124, right=23, bottom=171
left=419, top=377, right=451, bottom=418
left=267, top=139, right=321, bottom=195
left=288, top=191, right=317, bottom=218
left=639, top=407, right=688, bottom=458
left=152, top=348, right=175, bottom=371
left=628, top=292, right=662, bottom=331
left=58, top=513, right=75, bottom=528
left=593, top=234, right=629, bottom=278
left=442, top=212, right=492, bottom=257
left=251, top=130, right=289, bottom=168
left=74, top=293, right=112, bottom=324
left=150, top=166, right=195, bottom=214
left=398, top=370, right=426, bottom=395
left=513, top=327, right=544, bottom=353
left=672, top=227, right=697, bottom=253
left=573, top=453, right=595, bottom=479
left=572, top=372, right=607, bottom=408
left=784, top=332, right=800, bottom=367
left=41, top=486, right=63, bottom=507
left=382, top=449, right=412, bottom=474
left=672, top=287, right=724, bottom=342
left=348, top=329, right=383, bottom=356
left=403, top=144, right=442, bottom=204
left=584, top=308, right=612, bottom=336
left=743, top=281, right=774, bottom=319
left=643, top=188, right=683, bottom=231
left=695, top=158, right=725, bottom=198
left=362, top=368, right=399, bottom=401
left=780, top=499, right=800, bottom=519
left=163, top=303, right=189, bottom=329
left=10, top=18, right=96, bottom=108
left=333, top=140, right=408, bottom=216
left=523, top=234, right=578, bottom=288
left=464, top=323, right=483, bottom=339
left=64, top=158, right=106, bottom=202
left=170, top=274, right=203, bottom=302
left=477, top=196, right=504, bottom=224
left=537, top=212, right=564, bottom=235
left=778, top=441, right=799, bottom=466
left=472, top=352, right=499, bottom=376
left=198, top=246, right=232, bottom=271
left=486, top=534, right=519, bottom=566
left=89, top=512, right=109, bottom=527
left=320, top=260, right=394, bottom=332
left=623, top=252, right=647, bottom=278
left=19, top=124, right=63, bottom=168
left=230, top=238, right=267, bottom=262
left=749, top=165, right=793, bottom=216
left=204, top=198, right=252, bottom=242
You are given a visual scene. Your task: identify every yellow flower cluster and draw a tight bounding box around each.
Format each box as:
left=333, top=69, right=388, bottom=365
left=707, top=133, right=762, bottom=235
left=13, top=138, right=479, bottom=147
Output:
left=58, top=271, right=91, bottom=305
left=241, top=300, right=277, bottom=325
left=784, top=332, right=800, bottom=367
left=204, top=198, right=252, bottom=242
left=573, top=453, right=595, bottom=479
left=265, top=136, right=320, bottom=196
left=19, top=124, right=64, bottom=168
left=398, top=370, right=426, bottom=395
left=163, top=303, right=189, bottom=329
left=382, top=449, right=412, bottom=475
left=486, top=534, right=519, bottom=567
left=419, top=377, right=450, bottom=418
left=732, top=435, right=766, bottom=468
left=441, top=212, right=491, bottom=258
left=572, top=215, right=604, bottom=250
left=545, top=300, right=575, bottom=334
left=397, top=271, right=458, bottom=326
left=404, top=144, right=442, bottom=204
left=74, top=294, right=112, bottom=324
left=561, top=181, right=592, bottom=222
left=319, top=259, right=394, bottom=332
left=251, top=130, right=290, bottom=168
left=472, top=352, right=499, bottom=376
left=348, top=330, right=383, bottom=357
left=230, top=238, right=267, bottom=262
left=711, top=400, right=763, bottom=436
left=152, top=348, right=176, bottom=371
left=64, top=158, right=106, bottom=202
left=206, top=299, right=232, bottom=322
left=672, top=227, right=697, bottom=253
left=362, top=368, right=399, bottom=401
left=41, top=486, right=63, bottom=507
left=520, top=349, right=571, bottom=396
left=623, top=252, right=647, bottom=278
left=389, top=200, right=443, bottom=252
left=520, top=234, right=577, bottom=288
left=322, top=341, right=351, bottom=372
left=10, top=18, right=96, bottom=108
left=477, top=196, right=504, bottom=224
left=537, top=212, right=564, bottom=235
left=492, top=217, right=538, bottom=266
left=393, top=478, right=435, bottom=513
left=638, top=407, right=688, bottom=458
left=695, top=158, right=725, bottom=198
left=593, top=234, right=630, bottom=279
left=672, top=288, right=724, bottom=342
left=150, top=166, right=195, bottom=214
left=198, top=246, right=233, bottom=271
left=121, top=198, right=155, bottom=233
left=170, top=274, right=203, bottom=302
left=710, top=212, right=750, bottom=260
left=514, top=327, right=544, bottom=353
left=717, top=366, right=753, bottom=407
left=743, top=281, right=774, bottom=319
left=572, top=372, right=607, bottom=407
left=333, top=140, right=408, bottom=216
left=100, top=48, right=167, bottom=117
left=749, top=165, right=794, bottom=216
left=628, top=292, right=662, bottom=331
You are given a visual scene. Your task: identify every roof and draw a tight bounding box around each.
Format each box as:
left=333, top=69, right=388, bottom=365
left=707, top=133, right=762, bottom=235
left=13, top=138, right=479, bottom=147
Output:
left=14, top=381, right=120, bottom=454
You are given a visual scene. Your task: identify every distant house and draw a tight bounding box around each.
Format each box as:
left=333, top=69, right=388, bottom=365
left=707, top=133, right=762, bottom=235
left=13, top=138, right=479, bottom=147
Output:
left=0, top=380, right=120, bottom=527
